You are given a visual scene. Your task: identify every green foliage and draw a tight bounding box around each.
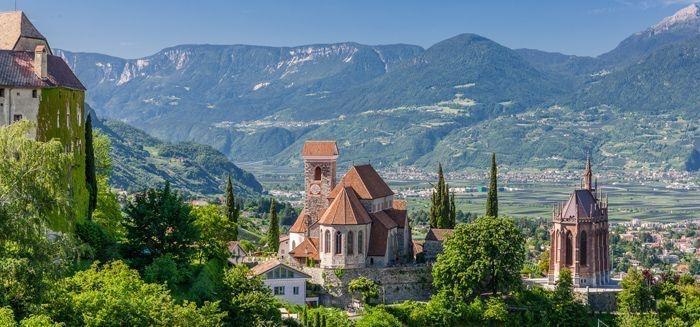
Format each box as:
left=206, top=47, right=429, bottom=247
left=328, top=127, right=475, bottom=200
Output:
left=192, top=204, right=236, bottom=261
left=36, top=88, right=88, bottom=222
left=18, top=314, right=62, bottom=327
left=429, top=164, right=455, bottom=229
left=122, top=183, right=198, bottom=266
left=432, top=216, right=525, bottom=300
left=267, top=198, right=280, bottom=253
left=220, top=265, right=281, bottom=326
left=0, top=307, right=16, bottom=327
left=618, top=268, right=656, bottom=314
left=75, top=219, right=118, bottom=261
left=482, top=297, right=508, bottom=324
left=46, top=261, right=225, bottom=326
left=144, top=255, right=182, bottom=287
left=485, top=153, right=498, bottom=217
left=90, top=132, right=123, bottom=239
left=348, top=277, right=381, bottom=306
left=225, top=175, right=240, bottom=241
left=85, top=115, right=97, bottom=220
left=304, top=307, right=351, bottom=327
left=356, top=307, right=402, bottom=327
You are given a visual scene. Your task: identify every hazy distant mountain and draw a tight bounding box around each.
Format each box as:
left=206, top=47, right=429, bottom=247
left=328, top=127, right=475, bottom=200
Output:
left=60, top=4, right=700, bottom=172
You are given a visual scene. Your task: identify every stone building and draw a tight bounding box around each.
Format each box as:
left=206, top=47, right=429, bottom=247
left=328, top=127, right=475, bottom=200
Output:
left=0, top=11, right=88, bottom=216
left=548, top=158, right=611, bottom=287
left=286, top=140, right=412, bottom=268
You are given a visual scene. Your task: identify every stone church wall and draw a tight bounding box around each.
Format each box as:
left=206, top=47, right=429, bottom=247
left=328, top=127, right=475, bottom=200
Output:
left=303, top=266, right=433, bottom=307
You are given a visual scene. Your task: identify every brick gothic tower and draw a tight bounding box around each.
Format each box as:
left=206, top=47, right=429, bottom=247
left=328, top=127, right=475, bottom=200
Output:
left=548, top=157, right=610, bottom=287
left=301, top=141, right=338, bottom=237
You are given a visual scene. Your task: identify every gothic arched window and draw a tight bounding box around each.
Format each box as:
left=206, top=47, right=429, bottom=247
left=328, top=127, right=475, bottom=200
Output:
left=579, top=231, right=587, bottom=266
left=324, top=230, right=330, bottom=253
left=358, top=231, right=364, bottom=254
left=291, top=241, right=296, bottom=250
left=565, top=231, right=573, bottom=266
left=347, top=231, right=354, bottom=255
left=335, top=231, right=342, bottom=254
left=314, top=167, right=322, bottom=181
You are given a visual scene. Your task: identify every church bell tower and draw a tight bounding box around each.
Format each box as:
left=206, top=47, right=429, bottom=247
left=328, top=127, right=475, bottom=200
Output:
left=301, top=141, right=338, bottom=232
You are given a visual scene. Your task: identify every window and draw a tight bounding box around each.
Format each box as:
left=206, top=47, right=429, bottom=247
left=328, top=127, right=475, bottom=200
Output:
left=32, top=90, right=37, bottom=98
left=324, top=230, right=330, bottom=253
left=335, top=231, right=342, bottom=254
left=347, top=231, right=354, bottom=255
left=314, top=166, right=322, bottom=181
left=13, top=114, right=22, bottom=122
left=565, top=231, right=573, bottom=266
left=291, top=241, right=296, bottom=250
left=273, top=268, right=280, bottom=279
left=0, top=88, right=4, bottom=97
left=579, top=231, right=587, bottom=266
left=293, top=286, right=300, bottom=295
left=274, top=286, right=285, bottom=295
left=358, top=231, right=363, bottom=254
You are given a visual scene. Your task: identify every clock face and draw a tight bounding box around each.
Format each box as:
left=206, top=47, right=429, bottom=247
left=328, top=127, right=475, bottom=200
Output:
left=310, top=184, right=321, bottom=195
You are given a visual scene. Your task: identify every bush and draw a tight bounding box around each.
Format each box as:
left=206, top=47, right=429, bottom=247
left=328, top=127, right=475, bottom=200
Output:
left=0, top=307, right=16, bottom=327
left=356, top=307, right=402, bottom=327
left=144, top=255, right=181, bottom=287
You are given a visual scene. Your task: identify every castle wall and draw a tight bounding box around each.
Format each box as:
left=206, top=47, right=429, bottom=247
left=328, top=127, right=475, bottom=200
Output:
left=0, top=88, right=41, bottom=138
left=320, top=224, right=371, bottom=269
left=303, top=266, right=433, bottom=307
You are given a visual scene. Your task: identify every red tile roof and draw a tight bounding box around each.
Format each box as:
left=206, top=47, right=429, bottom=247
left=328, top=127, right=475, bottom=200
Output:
left=289, top=209, right=309, bottom=233
left=385, top=208, right=407, bottom=228
left=371, top=210, right=398, bottom=229
left=0, top=50, right=85, bottom=90
left=319, top=187, right=372, bottom=225
left=425, top=228, right=453, bottom=242
left=329, top=165, right=394, bottom=200
left=301, top=140, right=338, bottom=157
left=289, top=237, right=320, bottom=260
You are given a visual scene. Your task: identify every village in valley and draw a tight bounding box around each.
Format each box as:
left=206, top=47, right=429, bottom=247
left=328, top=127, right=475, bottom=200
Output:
left=1, top=4, right=700, bottom=327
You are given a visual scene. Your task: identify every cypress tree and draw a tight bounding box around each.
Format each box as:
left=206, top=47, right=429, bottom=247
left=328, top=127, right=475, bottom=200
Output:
left=225, top=175, right=239, bottom=241
left=84, top=114, right=97, bottom=220
left=430, top=164, right=456, bottom=228
left=486, top=153, right=498, bottom=217
left=268, top=198, right=279, bottom=253
left=449, top=191, right=456, bottom=228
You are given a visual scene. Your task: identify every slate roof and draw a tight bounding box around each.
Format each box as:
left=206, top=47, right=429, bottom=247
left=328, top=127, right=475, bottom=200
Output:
left=319, top=187, right=372, bottom=225
left=385, top=207, right=408, bottom=228
left=425, top=228, right=453, bottom=242
left=0, top=11, right=47, bottom=51
left=329, top=165, right=394, bottom=200
left=0, top=50, right=85, bottom=90
left=289, top=237, right=320, bottom=261
left=301, top=140, right=338, bottom=157
left=561, top=189, right=598, bottom=219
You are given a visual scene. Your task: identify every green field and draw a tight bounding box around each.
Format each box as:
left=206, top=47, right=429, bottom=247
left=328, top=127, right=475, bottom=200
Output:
left=395, top=180, right=700, bottom=223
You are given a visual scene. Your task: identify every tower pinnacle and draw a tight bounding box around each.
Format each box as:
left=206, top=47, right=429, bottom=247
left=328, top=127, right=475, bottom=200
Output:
left=583, top=155, right=593, bottom=190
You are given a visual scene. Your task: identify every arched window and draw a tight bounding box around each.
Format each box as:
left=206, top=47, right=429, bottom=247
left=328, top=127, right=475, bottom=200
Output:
left=565, top=231, right=573, bottom=266
left=347, top=231, right=354, bottom=255
left=579, top=231, right=587, bottom=266
left=324, top=230, right=330, bottom=253
left=358, top=231, right=364, bottom=254
left=291, top=241, right=296, bottom=250
left=335, top=231, right=342, bottom=254
left=314, top=167, right=322, bottom=181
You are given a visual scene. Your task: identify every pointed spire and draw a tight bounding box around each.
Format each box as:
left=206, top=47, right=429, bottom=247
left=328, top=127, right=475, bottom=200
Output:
left=583, top=153, right=593, bottom=190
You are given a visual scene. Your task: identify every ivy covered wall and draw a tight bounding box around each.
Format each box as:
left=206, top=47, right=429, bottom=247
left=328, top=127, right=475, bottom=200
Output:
left=36, top=87, right=88, bottom=223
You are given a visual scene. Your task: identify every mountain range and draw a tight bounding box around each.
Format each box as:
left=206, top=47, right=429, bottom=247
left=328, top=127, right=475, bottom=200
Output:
left=58, top=4, right=700, bottom=172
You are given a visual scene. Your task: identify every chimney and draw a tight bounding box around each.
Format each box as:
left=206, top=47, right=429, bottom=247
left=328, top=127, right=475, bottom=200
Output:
left=34, top=45, right=48, bottom=79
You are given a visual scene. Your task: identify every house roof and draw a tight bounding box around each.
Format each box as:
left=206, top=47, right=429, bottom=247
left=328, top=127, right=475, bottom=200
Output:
left=249, top=259, right=311, bottom=278
left=425, top=228, right=453, bottom=242
left=371, top=210, right=398, bottom=229
left=0, top=12, right=48, bottom=52
left=0, top=50, right=85, bottom=90
left=561, top=189, right=598, bottom=219
left=289, top=209, right=309, bottom=233
left=289, top=237, right=320, bottom=261
left=385, top=207, right=408, bottom=228
left=319, top=187, right=372, bottom=225
left=227, top=241, right=247, bottom=255
left=329, top=164, right=394, bottom=200
left=301, top=140, right=338, bottom=157
left=368, top=216, right=390, bottom=257
left=412, top=240, right=425, bottom=255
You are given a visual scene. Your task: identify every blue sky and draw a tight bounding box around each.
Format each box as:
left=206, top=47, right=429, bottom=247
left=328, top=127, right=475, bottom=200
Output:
left=4, top=0, right=696, bottom=58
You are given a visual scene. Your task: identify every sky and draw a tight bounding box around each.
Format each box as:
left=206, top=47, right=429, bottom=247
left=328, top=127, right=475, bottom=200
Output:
left=2, top=0, right=697, bottom=59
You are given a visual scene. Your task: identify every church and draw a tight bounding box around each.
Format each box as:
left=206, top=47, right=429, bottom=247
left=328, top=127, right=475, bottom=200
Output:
left=286, top=140, right=412, bottom=269
left=548, top=158, right=611, bottom=287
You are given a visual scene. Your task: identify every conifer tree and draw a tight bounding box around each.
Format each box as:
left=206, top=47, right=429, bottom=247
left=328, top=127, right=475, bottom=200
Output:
left=85, top=114, right=97, bottom=220
left=486, top=153, right=498, bottom=217
left=448, top=191, right=456, bottom=228
left=268, top=198, right=279, bottom=253
left=430, top=164, right=456, bottom=228
left=225, top=175, right=239, bottom=241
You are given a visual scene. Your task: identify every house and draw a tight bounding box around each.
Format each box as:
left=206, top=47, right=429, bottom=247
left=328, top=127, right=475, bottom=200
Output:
left=250, top=260, right=312, bottom=305
left=278, top=235, right=290, bottom=260
left=422, top=228, right=454, bottom=262
left=227, top=241, right=248, bottom=265
left=286, top=141, right=412, bottom=269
